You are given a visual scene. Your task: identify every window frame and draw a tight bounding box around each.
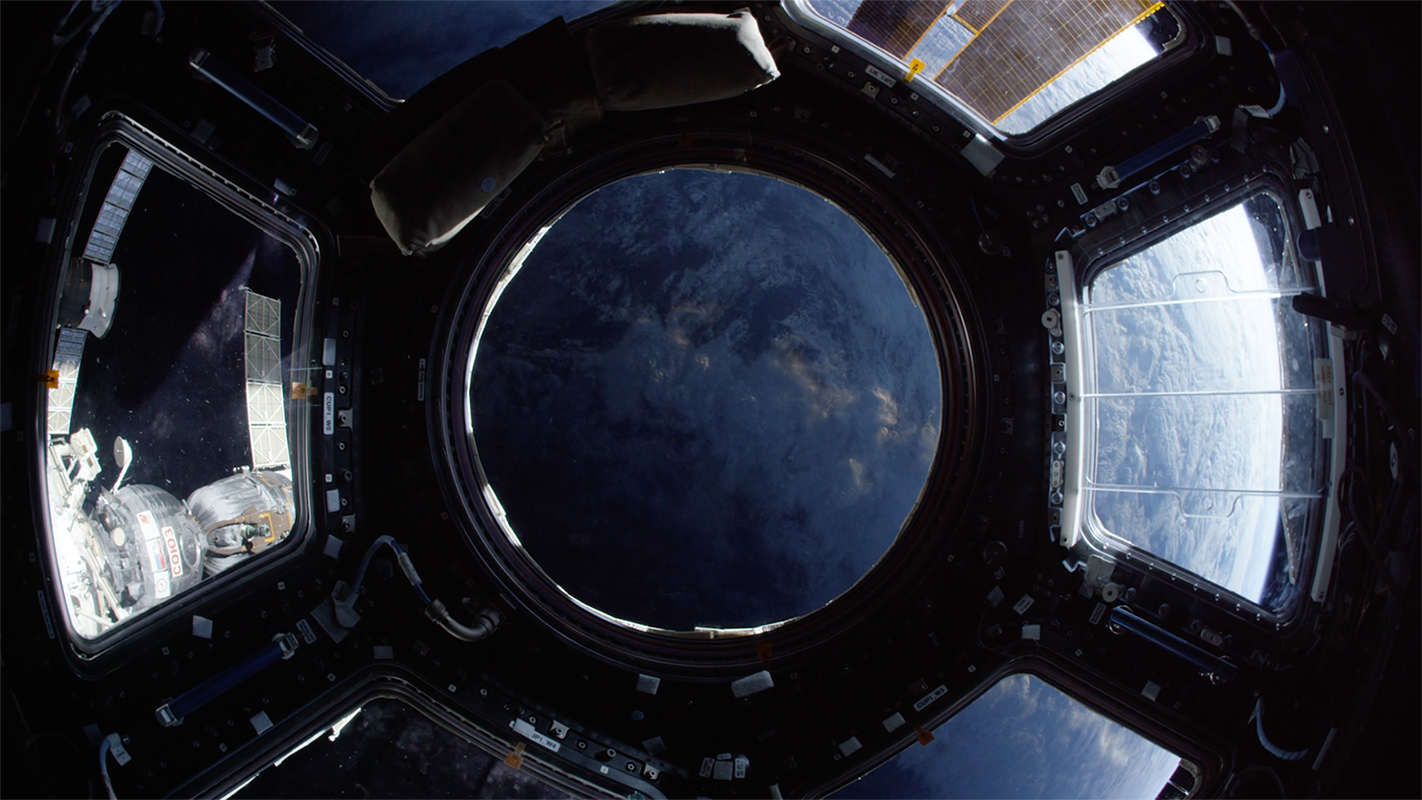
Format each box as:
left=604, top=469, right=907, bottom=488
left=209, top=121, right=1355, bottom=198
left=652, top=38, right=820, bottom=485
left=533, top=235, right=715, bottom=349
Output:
left=465, top=163, right=942, bottom=637
left=33, top=110, right=321, bottom=660
left=182, top=667, right=640, bottom=799
left=782, top=0, right=1203, bottom=149
left=1057, top=181, right=1346, bottom=626
left=430, top=121, right=988, bottom=672
left=816, top=658, right=1217, bottom=798
left=250, top=2, right=402, bottom=109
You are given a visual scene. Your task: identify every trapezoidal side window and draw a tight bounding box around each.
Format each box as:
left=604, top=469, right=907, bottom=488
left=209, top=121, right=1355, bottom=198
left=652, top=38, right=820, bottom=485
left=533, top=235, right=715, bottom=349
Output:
left=228, top=697, right=586, bottom=799
left=787, top=0, right=1187, bottom=136
left=830, top=672, right=1199, bottom=798
left=41, top=122, right=316, bottom=645
left=259, top=1, right=614, bottom=101
left=1064, top=191, right=1332, bottom=616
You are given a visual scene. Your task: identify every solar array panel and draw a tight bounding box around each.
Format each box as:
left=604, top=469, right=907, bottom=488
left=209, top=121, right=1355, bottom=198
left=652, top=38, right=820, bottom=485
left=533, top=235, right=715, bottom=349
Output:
left=244, top=290, right=289, bottom=470
left=934, top=0, right=1163, bottom=123
left=846, top=0, right=951, bottom=59
left=952, top=0, right=1012, bottom=33
left=81, top=150, right=153, bottom=266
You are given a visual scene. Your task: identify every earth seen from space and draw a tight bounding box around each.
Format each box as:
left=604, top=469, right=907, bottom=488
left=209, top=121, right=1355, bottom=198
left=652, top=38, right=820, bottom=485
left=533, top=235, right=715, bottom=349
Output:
left=469, top=169, right=941, bottom=630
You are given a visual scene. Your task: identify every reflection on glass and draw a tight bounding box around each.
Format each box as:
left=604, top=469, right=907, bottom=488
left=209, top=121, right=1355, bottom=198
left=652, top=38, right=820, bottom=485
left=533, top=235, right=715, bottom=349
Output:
left=834, top=674, right=1185, bottom=799
left=470, top=169, right=941, bottom=631
left=1082, top=195, right=1325, bottom=608
left=43, top=143, right=303, bottom=640
left=234, top=698, right=570, bottom=799
left=801, top=0, right=1181, bottom=134
left=269, top=0, right=617, bottom=99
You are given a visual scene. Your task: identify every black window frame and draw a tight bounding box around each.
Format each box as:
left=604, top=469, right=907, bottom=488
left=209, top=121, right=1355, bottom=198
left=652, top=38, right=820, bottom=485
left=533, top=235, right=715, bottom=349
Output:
left=813, top=657, right=1218, bottom=799
left=32, top=109, right=321, bottom=664
left=1059, top=174, right=1341, bottom=628
left=180, top=665, right=644, bottom=799
left=781, top=0, right=1205, bottom=152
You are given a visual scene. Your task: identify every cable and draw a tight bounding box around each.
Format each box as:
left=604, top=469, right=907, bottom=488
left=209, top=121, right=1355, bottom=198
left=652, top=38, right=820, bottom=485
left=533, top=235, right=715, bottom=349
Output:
left=424, top=599, right=501, bottom=642
left=83, top=1, right=120, bottom=46
left=98, top=735, right=117, bottom=800
left=52, top=0, right=86, bottom=43
left=341, top=536, right=496, bottom=641
left=1251, top=697, right=1310, bottom=762
left=147, top=0, right=163, bottom=32
left=346, top=535, right=400, bottom=601
left=1338, top=466, right=1406, bottom=598
left=1352, top=370, right=1418, bottom=484
left=344, top=535, right=431, bottom=604
left=1263, top=82, right=1286, bottom=118
left=968, top=194, right=986, bottom=235
left=1260, top=42, right=1283, bottom=109
left=52, top=0, right=119, bottom=134
left=1222, top=1, right=1263, bottom=42
left=52, top=0, right=101, bottom=47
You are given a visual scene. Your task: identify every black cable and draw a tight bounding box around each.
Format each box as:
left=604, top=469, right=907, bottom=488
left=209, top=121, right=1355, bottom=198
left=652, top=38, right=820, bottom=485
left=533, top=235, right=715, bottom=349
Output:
left=423, top=599, right=501, bottom=642
left=1222, top=1, right=1263, bottom=42
left=340, top=537, right=494, bottom=640
left=1340, top=467, right=1374, bottom=533
left=50, top=1, right=119, bottom=134
left=1353, top=370, right=1418, bottom=484
left=1337, top=466, right=1405, bottom=598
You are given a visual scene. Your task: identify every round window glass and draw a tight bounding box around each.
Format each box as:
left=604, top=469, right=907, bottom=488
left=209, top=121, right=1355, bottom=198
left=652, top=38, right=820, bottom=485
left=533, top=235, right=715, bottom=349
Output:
left=469, top=169, right=941, bottom=631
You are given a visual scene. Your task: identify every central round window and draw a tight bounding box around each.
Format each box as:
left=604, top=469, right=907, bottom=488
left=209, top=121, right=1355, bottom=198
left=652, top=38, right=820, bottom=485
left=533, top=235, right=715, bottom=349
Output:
left=468, top=168, right=941, bottom=631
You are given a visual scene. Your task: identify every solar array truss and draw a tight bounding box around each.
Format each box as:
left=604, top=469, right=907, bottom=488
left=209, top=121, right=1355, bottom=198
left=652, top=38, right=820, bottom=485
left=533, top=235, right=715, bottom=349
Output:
left=47, top=327, right=88, bottom=436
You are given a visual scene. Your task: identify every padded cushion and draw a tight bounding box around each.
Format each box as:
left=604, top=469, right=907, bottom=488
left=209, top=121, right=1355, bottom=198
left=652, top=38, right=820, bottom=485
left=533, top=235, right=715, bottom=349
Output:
left=370, top=80, right=547, bottom=255
left=585, top=10, right=780, bottom=112
left=360, top=18, right=602, bottom=188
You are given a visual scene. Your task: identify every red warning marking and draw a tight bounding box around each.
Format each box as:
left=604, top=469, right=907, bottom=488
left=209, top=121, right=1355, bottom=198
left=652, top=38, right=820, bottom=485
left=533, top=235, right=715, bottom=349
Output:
left=162, top=526, right=183, bottom=577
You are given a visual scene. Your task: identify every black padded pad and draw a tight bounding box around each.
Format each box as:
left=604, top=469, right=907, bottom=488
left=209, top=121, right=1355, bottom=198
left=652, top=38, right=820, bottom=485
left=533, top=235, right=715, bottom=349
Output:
left=360, top=16, right=600, bottom=186
left=370, top=80, right=547, bottom=255
left=585, top=10, right=780, bottom=112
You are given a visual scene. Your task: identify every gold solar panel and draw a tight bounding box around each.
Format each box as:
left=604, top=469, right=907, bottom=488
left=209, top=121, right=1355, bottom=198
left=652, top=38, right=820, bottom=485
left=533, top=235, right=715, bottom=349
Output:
left=952, top=0, right=1013, bottom=34
left=934, top=0, right=1163, bottom=123
left=846, top=0, right=953, bottom=60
